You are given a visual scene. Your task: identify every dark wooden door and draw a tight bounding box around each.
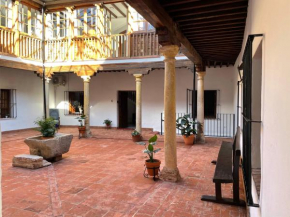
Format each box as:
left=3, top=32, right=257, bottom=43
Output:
left=118, top=91, right=128, bottom=128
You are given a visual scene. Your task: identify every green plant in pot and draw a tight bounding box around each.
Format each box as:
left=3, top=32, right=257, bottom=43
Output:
left=76, top=115, right=86, bottom=138
left=176, top=114, right=197, bottom=145
left=35, top=117, right=56, bottom=137
left=103, top=119, right=112, bottom=128
left=142, top=135, right=161, bottom=177
left=131, top=130, right=141, bottom=142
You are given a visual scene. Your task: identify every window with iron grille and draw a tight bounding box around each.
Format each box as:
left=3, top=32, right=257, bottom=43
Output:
left=64, top=91, right=84, bottom=115
left=0, top=89, right=16, bottom=118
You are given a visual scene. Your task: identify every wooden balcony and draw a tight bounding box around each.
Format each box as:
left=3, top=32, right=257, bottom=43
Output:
left=45, top=32, right=159, bottom=62
left=0, top=27, right=42, bottom=61
left=0, top=26, right=160, bottom=63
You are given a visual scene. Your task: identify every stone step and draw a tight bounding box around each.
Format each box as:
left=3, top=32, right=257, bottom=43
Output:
left=13, top=154, right=52, bottom=169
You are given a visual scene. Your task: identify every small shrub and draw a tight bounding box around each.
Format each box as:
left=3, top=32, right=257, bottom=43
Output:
left=131, top=130, right=140, bottom=136
left=35, top=117, right=56, bottom=137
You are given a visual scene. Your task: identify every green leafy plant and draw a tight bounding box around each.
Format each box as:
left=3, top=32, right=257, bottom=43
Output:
left=142, top=135, right=161, bottom=162
left=103, top=119, right=112, bottom=126
left=131, top=130, right=140, bottom=136
left=75, top=115, right=86, bottom=127
left=176, top=114, right=197, bottom=137
left=35, top=117, right=56, bottom=137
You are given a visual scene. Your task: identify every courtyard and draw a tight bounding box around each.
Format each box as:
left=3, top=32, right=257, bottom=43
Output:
left=2, top=128, right=246, bottom=217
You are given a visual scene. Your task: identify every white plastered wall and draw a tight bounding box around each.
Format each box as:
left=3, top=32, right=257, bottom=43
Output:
left=50, top=66, right=236, bottom=132
left=232, top=0, right=290, bottom=216
left=0, top=68, right=43, bottom=131
left=0, top=65, right=236, bottom=133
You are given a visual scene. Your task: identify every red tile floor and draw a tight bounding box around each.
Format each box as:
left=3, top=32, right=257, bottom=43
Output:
left=2, top=127, right=246, bottom=217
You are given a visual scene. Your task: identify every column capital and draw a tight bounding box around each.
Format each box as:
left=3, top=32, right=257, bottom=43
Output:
left=134, top=74, right=143, bottom=82
left=81, top=75, right=91, bottom=83
left=196, top=71, right=206, bottom=78
left=160, top=45, right=180, bottom=59
left=127, top=68, right=151, bottom=75
left=45, top=77, right=51, bottom=83
left=195, top=63, right=206, bottom=72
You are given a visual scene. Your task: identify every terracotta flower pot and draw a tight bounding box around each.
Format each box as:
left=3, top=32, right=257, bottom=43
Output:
left=132, top=135, right=141, bottom=142
left=78, top=126, right=86, bottom=137
left=106, top=124, right=111, bottom=128
left=145, top=159, right=161, bottom=176
left=182, top=134, right=195, bottom=145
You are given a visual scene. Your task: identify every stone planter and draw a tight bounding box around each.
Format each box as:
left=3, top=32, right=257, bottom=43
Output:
left=24, top=133, right=73, bottom=162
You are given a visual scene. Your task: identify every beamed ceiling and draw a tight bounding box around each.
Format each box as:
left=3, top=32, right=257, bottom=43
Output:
left=126, top=0, right=249, bottom=68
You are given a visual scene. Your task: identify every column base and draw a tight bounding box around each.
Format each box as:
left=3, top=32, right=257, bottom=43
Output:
left=159, top=166, right=181, bottom=182
left=196, top=133, right=205, bottom=143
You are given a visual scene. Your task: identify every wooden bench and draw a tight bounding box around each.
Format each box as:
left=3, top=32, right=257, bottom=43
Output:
left=201, top=127, right=246, bottom=206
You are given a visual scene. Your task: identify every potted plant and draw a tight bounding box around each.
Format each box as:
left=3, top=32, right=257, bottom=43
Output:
left=131, top=130, right=141, bottom=142
left=24, top=117, right=73, bottom=161
left=176, top=114, right=197, bottom=145
left=35, top=117, right=56, bottom=138
left=143, top=135, right=161, bottom=177
left=103, top=119, right=112, bottom=128
left=76, top=115, right=86, bottom=138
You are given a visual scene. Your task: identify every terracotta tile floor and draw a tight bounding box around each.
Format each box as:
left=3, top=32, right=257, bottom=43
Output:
left=2, top=127, right=246, bottom=217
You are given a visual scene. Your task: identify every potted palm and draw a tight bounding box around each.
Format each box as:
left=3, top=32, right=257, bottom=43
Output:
left=76, top=115, right=86, bottom=138
left=131, top=130, right=141, bottom=142
left=103, top=119, right=112, bottom=128
left=176, top=114, right=197, bottom=145
left=142, top=135, right=161, bottom=177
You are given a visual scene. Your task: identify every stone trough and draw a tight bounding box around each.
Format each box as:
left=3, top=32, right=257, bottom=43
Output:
left=24, top=133, right=73, bottom=162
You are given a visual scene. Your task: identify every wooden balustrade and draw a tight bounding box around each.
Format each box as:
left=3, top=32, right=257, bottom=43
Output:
left=130, top=32, right=159, bottom=57
left=0, top=27, right=160, bottom=62
left=19, top=34, right=42, bottom=61
left=0, top=27, right=15, bottom=56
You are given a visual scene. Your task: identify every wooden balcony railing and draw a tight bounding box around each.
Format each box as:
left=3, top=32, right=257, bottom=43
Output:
left=0, top=27, right=15, bottom=56
left=0, top=26, right=160, bottom=63
left=45, top=32, right=159, bottom=62
left=19, top=33, right=42, bottom=61
left=0, top=26, right=42, bottom=61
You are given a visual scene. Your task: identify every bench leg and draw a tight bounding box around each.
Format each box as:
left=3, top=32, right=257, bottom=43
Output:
left=201, top=183, right=246, bottom=207
left=216, top=183, right=222, bottom=200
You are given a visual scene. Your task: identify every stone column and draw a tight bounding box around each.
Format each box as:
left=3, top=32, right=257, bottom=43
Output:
left=81, top=76, right=91, bottom=137
left=45, top=77, right=51, bottom=118
left=196, top=71, right=206, bottom=143
left=159, top=45, right=181, bottom=182
left=134, top=74, right=143, bottom=133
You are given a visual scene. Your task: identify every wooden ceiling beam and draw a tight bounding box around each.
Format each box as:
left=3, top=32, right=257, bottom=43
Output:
left=121, top=2, right=128, bottom=8
left=184, top=28, right=244, bottom=37
left=170, top=2, right=248, bottom=18
left=182, top=25, right=245, bottom=34
left=190, top=36, right=244, bottom=43
left=176, top=10, right=247, bottom=23
left=103, top=5, right=118, bottom=18
left=179, top=15, right=247, bottom=27
left=189, top=34, right=244, bottom=40
left=192, top=41, right=243, bottom=46
left=181, top=21, right=246, bottom=30
left=160, top=0, right=199, bottom=7
left=112, top=3, right=126, bottom=17
left=166, top=0, right=247, bottom=13
left=125, top=0, right=203, bottom=65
